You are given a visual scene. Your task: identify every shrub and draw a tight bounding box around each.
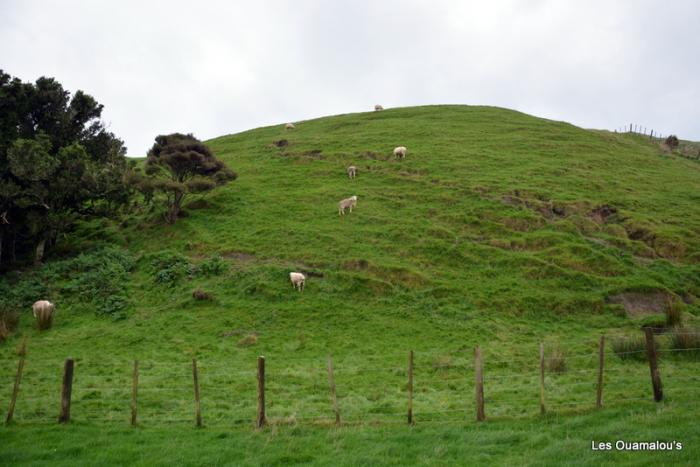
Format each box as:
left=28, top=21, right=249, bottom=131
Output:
left=192, top=288, right=212, bottom=301
left=546, top=346, right=567, bottom=373
left=612, top=335, right=652, bottom=361
left=55, top=247, right=134, bottom=320
left=665, top=297, right=683, bottom=327
left=197, top=255, right=228, bottom=276
left=149, top=251, right=195, bottom=285
left=665, top=135, right=679, bottom=149
left=669, top=328, right=700, bottom=358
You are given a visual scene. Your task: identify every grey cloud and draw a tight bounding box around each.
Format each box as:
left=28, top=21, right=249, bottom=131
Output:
left=1, top=0, right=698, bottom=155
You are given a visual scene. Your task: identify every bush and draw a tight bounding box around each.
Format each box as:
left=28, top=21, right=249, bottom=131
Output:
left=149, top=251, right=195, bottom=285
left=612, top=335, right=652, bottom=361
left=197, top=255, right=228, bottom=276
left=546, top=346, right=567, bottom=373
left=665, top=135, right=679, bottom=149
left=56, top=247, right=134, bottom=320
left=669, top=328, right=700, bottom=358
left=192, top=288, right=212, bottom=301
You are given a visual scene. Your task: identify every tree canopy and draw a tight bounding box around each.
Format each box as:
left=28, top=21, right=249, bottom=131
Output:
left=132, top=133, right=237, bottom=223
left=0, top=70, right=131, bottom=267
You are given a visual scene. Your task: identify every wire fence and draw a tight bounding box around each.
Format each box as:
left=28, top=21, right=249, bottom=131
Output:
left=2, top=330, right=700, bottom=429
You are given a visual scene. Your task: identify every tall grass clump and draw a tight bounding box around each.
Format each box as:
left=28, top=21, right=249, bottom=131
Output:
left=669, top=328, right=700, bottom=359
left=546, top=346, right=567, bottom=373
left=665, top=297, right=684, bottom=327
left=612, top=335, right=651, bottom=361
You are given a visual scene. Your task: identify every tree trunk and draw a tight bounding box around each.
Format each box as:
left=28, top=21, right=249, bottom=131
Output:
left=34, top=238, right=46, bottom=266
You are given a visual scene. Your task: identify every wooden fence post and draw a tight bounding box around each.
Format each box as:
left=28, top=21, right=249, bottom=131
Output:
left=58, top=359, right=74, bottom=423
left=192, top=359, right=202, bottom=427
left=596, top=336, right=605, bottom=408
left=644, top=328, right=663, bottom=402
left=5, top=337, right=28, bottom=424
left=256, top=356, right=266, bottom=429
left=474, top=345, right=485, bottom=421
left=629, top=123, right=633, bottom=132
left=131, top=360, right=139, bottom=426
left=407, top=350, right=414, bottom=426
left=539, top=343, right=546, bottom=415
left=327, top=355, right=340, bottom=425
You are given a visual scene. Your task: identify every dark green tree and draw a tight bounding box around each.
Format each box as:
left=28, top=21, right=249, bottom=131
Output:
left=135, top=133, right=236, bottom=223
left=0, top=70, right=131, bottom=267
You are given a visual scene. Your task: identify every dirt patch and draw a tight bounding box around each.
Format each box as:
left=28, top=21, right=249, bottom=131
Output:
left=606, top=291, right=671, bottom=316
left=272, top=139, right=288, bottom=148
left=590, top=205, right=618, bottom=223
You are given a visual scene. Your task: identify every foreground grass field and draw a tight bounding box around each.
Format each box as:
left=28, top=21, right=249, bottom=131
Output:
left=2, top=105, right=700, bottom=464
left=2, top=402, right=698, bottom=466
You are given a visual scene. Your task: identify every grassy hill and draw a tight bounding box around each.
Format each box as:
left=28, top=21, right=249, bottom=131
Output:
left=2, top=105, right=700, bottom=465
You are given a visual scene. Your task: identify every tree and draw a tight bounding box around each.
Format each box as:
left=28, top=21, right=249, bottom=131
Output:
left=0, top=70, right=131, bottom=267
left=136, top=133, right=236, bottom=223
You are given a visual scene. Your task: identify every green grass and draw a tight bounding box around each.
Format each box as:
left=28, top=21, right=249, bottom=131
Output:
left=2, top=105, right=700, bottom=464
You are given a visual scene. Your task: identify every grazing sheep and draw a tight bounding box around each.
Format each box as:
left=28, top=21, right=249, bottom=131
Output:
left=347, top=165, right=357, bottom=179
left=393, top=146, right=407, bottom=159
left=338, top=195, right=358, bottom=215
left=285, top=123, right=295, bottom=130
left=289, top=272, right=306, bottom=292
left=374, top=104, right=384, bottom=111
left=32, top=300, right=55, bottom=330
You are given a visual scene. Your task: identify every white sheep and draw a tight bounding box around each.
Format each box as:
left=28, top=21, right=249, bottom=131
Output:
left=347, top=166, right=357, bottom=179
left=285, top=123, right=295, bottom=130
left=32, top=300, right=55, bottom=329
left=393, top=146, right=407, bottom=159
left=32, top=300, right=54, bottom=318
left=289, top=272, right=305, bottom=292
left=374, top=104, right=384, bottom=111
left=338, top=195, right=358, bottom=215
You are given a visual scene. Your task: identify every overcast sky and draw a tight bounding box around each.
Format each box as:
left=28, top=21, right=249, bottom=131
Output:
left=2, top=0, right=698, bottom=155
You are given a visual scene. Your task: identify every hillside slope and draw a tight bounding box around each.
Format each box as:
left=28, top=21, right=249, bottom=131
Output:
left=2, top=105, right=700, bottom=465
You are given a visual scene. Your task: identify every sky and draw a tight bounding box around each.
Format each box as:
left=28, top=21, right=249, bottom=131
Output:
left=1, top=0, right=698, bottom=155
